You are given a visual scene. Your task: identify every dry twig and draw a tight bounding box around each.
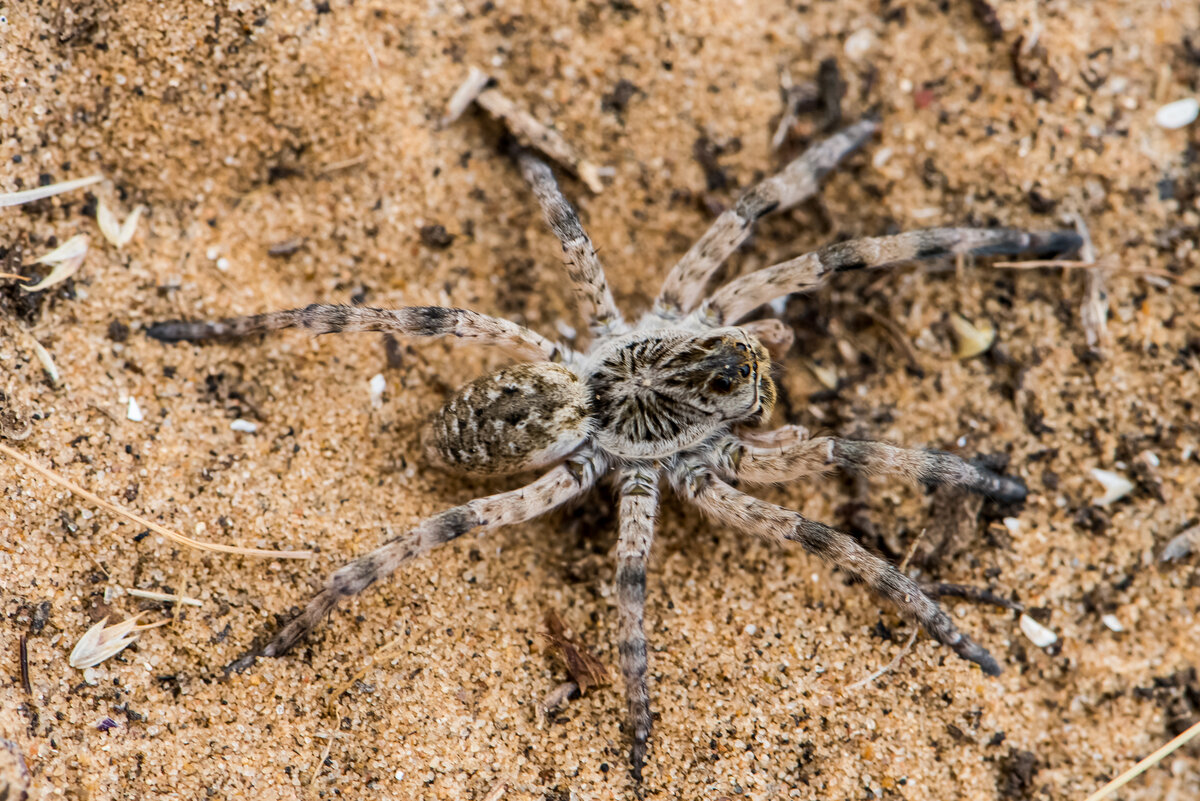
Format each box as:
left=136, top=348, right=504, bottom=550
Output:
left=0, top=442, right=312, bottom=559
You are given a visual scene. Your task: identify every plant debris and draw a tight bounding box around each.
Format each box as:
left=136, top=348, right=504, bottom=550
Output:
left=68, top=612, right=170, bottom=669
left=543, top=610, right=608, bottom=695
left=96, top=198, right=145, bottom=249
left=21, top=234, right=89, bottom=292
left=0, top=173, right=103, bottom=207
left=0, top=441, right=313, bottom=558
left=949, top=313, right=996, bottom=359
left=448, top=67, right=605, bottom=192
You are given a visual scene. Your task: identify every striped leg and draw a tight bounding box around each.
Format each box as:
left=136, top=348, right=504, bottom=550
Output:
left=261, top=449, right=606, bottom=658
left=700, top=227, right=1083, bottom=324
left=655, top=118, right=879, bottom=316
left=516, top=152, right=624, bottom=337
left=148, top=304, right=572, bottom=363
left=615, top=466, right=660, bottom=782
left=711, top=431, right=1027, bottom=502
left=670, top=461, right=1002, bottom=675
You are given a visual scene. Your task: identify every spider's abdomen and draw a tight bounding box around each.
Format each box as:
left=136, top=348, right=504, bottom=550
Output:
left=424, top=363, right=592, bottom=475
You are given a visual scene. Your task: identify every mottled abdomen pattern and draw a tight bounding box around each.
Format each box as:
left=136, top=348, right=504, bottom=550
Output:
left=424, top=363, right=592, bottom=475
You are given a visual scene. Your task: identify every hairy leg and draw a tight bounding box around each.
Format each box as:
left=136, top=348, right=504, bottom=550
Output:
left=670, top=461, right=1001, bottom=675
left=700, top=227, right=1083, bottom=324
left=615, top=465, right=660, bottom=781
left=738, top=318, right=794, bottom=360
left=260, top=448, right=606, bottom=659
left=516, top=152, right=624, bottom=337
left=148, top=304, right=573, bottom=363
left=710, top=431, right=1026, bottom=502
left=655, top=118, right=879, bottom=316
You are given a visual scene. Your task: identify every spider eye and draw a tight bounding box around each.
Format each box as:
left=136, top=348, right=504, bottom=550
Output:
left=738, top=364, right=751, bottom=378
left=710, top=375, right=733, bottom=393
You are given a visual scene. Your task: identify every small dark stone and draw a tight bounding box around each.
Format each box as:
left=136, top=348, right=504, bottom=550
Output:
left=107, top=320, right=130, bottom=342
left=419, top=224, right=455, bottom=250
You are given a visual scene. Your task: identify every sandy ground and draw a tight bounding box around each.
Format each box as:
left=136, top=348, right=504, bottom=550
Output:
left=2, top=1, right=1200, bottom=799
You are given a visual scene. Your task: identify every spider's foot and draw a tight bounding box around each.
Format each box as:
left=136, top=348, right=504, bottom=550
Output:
left=629, top=738, right=648, bottom=785
left=950, top=633, right=1003, bottom=676
left=981, top=470, right=1028, bottom=504
left=261, top=589, right=341, bottom=658
left=146, top=319, right=224, bottom=343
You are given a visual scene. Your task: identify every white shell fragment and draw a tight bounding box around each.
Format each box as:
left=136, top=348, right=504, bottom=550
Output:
left=368, top=373, right=386, bottom=409
left=1019, top=614, right=1058, bottom=648
left=68, top=615, right=144, bottom=669
left=1090, top=468, right=1134, bottom=506
left=1155, top=98, right=1199, bottom=130
left=126, top=397, right=144, bottom=422
left=22, top=234, right=90, bottom=292
left=1161, top=525, right=1200, bottom=562
left=230, top=418, right=258, bottom=433
left=1101, top=614, right=1125, bottom=633
left=949, top=313, right=996, bottom=359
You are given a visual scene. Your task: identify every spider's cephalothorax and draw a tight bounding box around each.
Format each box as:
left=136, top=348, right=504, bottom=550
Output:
left=149, top=115, right=1081, bottom=782
left=584, top=327, right=775, bottom=459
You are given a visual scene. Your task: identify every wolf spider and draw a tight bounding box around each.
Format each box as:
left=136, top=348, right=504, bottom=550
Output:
left=149, top=116, right=1080, bottom=780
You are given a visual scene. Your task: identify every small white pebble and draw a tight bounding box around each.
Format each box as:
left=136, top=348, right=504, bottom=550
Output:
left=82, top=667, right=101, bottom=686
left=1101, top=614, right=1124, bottom=633
left=843, top=29, right=876, bottom=61
left=871, top=147, right=893, bottom=168
left=126, top=397, right=143, bottom=422
left=1155, top=98, right=1199, bottom=130
left=205, top=245, right=220, bottom=260
left=743, top=624, right=757, bottom=636
left=215, top=257, right=230, bottom=272
left=230, top=418, right=258, bottom=433
left=368, top=373, right=386, bottom=408
left=1019, top=614, right=1058, bottom=648
left=1002, top=517, right=1021, bottom=533
left=1091, top=468, right=1134, bottom=506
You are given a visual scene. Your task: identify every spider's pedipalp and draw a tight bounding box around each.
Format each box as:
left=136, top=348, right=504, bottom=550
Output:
left=714, top=431, right=1027, bottom=503
left=615, top=465, right=660, bottom=782
left=149, top=303, right=572, bottom=363
left=516, top=151, right=624, bottom=336
left=655, top=117, right=879, bottom=315
left=700, top=226, right=1083, bottom=324
left=670, top=462, right=1002, bottom=676
left=259, top=448, right=605, bottom=659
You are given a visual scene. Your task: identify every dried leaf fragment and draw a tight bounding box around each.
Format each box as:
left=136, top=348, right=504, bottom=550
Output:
left=543, top=610, right=608, bottom=694
left=22, top=234, right=89, bottom=292
left=68, top=613, right=168, bottom=669
left=949, top=313, right=995, bottom=359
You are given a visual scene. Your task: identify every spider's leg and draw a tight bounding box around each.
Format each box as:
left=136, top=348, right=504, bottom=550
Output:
left=260, top=448, right=605, bottom=659
left=670, top=461, right=1001, bottom=675
left=699, top=227, right=1083, bottom=324
left=711, top=431, right=1026, bottom=502
left=654, top=118, right=879, bottom=316
left=615, top=465, right=660, bottom=782
left=738, top=318, right=794, bottom=360
left=148, top=304, right=573, bottom=363
left=515, top=152, right=624, bottom=337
